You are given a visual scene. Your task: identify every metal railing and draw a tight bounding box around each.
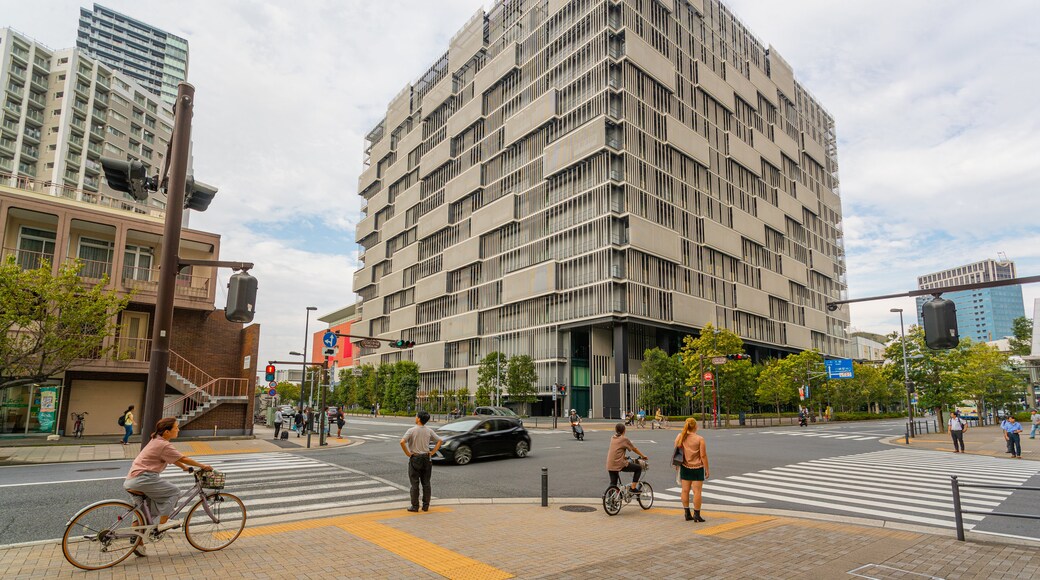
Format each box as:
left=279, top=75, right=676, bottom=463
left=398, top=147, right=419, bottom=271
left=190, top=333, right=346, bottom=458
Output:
left=120, top=266, right=211, bottom=300
left=0, top=170, right=164, bottom=219
left=951, top=475, right=1040, bottom=541
left=909, top=418, right=939, bottom=434
left=1, top=246, right=53, bottom=270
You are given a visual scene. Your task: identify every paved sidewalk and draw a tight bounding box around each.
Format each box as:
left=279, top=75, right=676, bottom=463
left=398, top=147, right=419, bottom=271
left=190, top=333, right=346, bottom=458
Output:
left=884, top=424, right=1038, bottom=460
left=6, top=499, right=1038, bottom=579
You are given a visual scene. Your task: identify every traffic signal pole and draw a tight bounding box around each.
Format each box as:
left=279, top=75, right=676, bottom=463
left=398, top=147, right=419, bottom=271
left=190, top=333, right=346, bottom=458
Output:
left=140, top=83, right=194, bottom=448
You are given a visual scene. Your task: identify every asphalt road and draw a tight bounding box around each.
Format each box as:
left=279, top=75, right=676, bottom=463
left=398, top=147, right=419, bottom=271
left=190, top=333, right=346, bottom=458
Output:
left=2, top=418, right=1037, bottom=546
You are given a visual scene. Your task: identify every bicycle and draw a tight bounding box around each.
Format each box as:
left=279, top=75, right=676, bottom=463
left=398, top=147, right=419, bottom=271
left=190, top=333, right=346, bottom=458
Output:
left=71, top=412, right=87, bottom=438
left=62, top=468, right=246, bottom=570
left=602, top=457, right=654, bottom=515
left=636, top=415, right=646, bottom=429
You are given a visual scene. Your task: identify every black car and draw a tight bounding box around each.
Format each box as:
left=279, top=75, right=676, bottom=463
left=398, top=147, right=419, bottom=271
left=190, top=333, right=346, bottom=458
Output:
left=433, top=417, right=531, bottom=465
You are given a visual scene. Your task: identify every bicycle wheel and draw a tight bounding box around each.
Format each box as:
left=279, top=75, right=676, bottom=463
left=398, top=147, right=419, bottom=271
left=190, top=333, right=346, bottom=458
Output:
left=184, top=492, right=247, bottom=551
left=602, top=486, right=623, bottom=516
left=62, top=501, right=144, bottom=571
left=638, top=483, right=654, bottom=510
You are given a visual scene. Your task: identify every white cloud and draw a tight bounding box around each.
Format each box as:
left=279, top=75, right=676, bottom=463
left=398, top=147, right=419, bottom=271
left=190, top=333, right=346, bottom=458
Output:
left=6, top=0, right=1036, bottom=362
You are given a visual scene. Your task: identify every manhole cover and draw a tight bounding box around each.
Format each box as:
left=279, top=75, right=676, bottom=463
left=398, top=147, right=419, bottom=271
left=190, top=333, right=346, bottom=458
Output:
left=559, top=505, right=597, bottom=513
left=76, top=467, right=121, bottom=472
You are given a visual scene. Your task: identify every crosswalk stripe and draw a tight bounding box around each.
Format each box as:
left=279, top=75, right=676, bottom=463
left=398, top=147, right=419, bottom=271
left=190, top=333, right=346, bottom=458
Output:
left=696, top=448, right=1040, bottom=528
left=246, top=495, right=411, bottom=518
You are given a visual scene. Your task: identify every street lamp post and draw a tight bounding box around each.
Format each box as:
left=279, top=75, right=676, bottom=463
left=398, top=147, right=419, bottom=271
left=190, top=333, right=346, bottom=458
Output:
left=891, top=308, right=915, bottom=438
left=300, top=307, right=317, bottom=415
left=495, top=336, right=501, bottom=407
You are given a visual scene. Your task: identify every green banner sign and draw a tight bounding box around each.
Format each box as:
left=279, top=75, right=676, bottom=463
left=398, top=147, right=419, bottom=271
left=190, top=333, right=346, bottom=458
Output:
left=37, top=386, right=58, bottom=433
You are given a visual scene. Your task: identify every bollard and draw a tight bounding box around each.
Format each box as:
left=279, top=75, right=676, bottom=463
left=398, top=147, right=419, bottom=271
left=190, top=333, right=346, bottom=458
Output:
left=951, top=475, right=965, bottom=541
left=541, top=467, right=548, bottom=507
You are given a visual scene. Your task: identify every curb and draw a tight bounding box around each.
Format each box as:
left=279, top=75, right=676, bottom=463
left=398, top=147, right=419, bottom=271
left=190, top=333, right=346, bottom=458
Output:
left=10, top=497, right=1037, bottom=552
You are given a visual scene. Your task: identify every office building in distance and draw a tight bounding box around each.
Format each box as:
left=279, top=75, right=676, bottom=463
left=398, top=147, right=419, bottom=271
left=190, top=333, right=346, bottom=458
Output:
left=916, top=258, right=1024, bottom=343
left=351, top=0, right=849, bottom=417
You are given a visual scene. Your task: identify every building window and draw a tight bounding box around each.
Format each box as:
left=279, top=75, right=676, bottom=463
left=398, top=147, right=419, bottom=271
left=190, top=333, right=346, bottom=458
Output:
left=16, top=226, right=56, bottom=269
left=123, top=244, right=153, bottom=281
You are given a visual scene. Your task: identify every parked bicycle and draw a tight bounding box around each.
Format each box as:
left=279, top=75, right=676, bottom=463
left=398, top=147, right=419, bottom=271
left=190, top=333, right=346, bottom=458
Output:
left=602, top=457, right=654, bottom=515
left=62, top=468, right=246, bottom=570
left=71, top=412, right=87, bottom=438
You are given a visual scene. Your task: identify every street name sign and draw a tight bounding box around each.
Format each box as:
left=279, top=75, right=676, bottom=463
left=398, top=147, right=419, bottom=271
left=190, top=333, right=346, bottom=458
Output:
left=359, top=339, right=381, bottom=349
left=711, top=356, right=727, bottom=365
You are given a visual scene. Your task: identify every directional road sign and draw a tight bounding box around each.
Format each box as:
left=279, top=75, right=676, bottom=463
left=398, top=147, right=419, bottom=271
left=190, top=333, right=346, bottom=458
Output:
left=323, top=332, right=338, bottom=348
left=824, top=358, right=854, bottom=379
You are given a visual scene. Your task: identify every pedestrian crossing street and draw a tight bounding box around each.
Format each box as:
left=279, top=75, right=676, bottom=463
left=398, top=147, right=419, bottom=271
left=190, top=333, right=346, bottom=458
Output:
left=161, top=452, right=409, bottom=518
left=760, top=430, right=881, bottom=441
left=655, top=448, right=1040, bottom=529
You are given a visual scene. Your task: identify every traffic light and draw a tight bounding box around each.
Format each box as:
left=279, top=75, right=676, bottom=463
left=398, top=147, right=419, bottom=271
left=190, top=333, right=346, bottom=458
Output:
left=557, top=384, right=566, bottom=395
left=726, top=354, right=749, bottom=361
left=390, top=339, right=416, bottom=349
left=225, top=270, right=257, bottom=323
left=184, top=176, right=218, bottom=212
left=922, top=297, right=959, bottom=349
left=265, top=365, right=276, bottom=382
left=100, top=158, right=155, bottom=201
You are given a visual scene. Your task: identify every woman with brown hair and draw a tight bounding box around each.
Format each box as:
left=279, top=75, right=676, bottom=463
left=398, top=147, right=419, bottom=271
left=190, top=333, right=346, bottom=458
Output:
left=674, top=418, right=709, bottom=522
left=123, top=418, right=212, bottom=532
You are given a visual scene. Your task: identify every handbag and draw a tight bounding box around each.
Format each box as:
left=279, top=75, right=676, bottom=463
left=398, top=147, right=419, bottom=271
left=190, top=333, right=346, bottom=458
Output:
left=671, top=445, right=684, bottom=468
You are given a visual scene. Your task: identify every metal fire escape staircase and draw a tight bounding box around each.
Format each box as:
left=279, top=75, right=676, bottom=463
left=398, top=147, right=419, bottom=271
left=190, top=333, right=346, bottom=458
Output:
left=162, top=351, right=249, bottom=424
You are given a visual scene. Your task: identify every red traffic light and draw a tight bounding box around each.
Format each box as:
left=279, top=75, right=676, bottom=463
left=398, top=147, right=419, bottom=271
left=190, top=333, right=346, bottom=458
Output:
left=726, top=354, right=749, bottom=360
left=265, top=365, right=276, bottom=382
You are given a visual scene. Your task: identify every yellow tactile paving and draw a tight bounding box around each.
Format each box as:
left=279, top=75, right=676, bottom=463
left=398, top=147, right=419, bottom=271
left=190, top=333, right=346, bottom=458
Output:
left=186, top=442, right=262, bottom=455
left=230, top=507, right=512, bottom=579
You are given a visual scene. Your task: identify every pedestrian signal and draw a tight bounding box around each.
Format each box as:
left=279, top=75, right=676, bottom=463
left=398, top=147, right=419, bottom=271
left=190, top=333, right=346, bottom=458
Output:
left=265, top=365, right=276, bottom=382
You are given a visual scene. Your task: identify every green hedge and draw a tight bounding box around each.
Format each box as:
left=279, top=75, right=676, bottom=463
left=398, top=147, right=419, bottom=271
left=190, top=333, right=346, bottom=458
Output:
left=831, top=411, right=906, bottom=422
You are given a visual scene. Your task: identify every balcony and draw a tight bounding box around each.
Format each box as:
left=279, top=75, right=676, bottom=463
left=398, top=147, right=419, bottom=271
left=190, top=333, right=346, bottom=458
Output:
left=32, top=57, right=49, bottom=73
left=121, top=266, right=213, bottom=302
left=84, top=159, right=100, bottom=173
left=83, top=176, right=99, bottom=190
left=87, top=142, right=103, bottom=156
left=21, top=146, right=39, bottom=160
left=22, top=126, right=41, bottom=143
left=0, top=138, right=14, bottom=155
left=75, top=256, right=113, bottom=281
left=9, top=66, right=27, bottom=81
left=28, top=93, right=45, bottom=108
left=11, top=48, right=29, bottom=64
left=5, top=82, right=24, bottom=98
left=90, top=125, right=105, bottom=139
left=24, top=108, right=43, bottom=125
left=29, top=74, right=47, bottom=92
left=1, top=247, right=54, bottom=271
left=0, top=157, right=12, bottom=171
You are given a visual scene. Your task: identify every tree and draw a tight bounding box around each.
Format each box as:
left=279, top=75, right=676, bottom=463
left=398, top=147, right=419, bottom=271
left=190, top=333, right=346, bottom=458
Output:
left=882, top=325, right=960, bottom=431
left=756, top=357, right=799, bottom=416
left=506, top=354, right=538, bottom=416
left=1008, top=316, right=1033, bottom=357
left=716, top=358, right=759, bottom=424
left=376, top=363, right=395, bottom=410
left=392, top=361, right=420, bottom=412
left=678, top=323, right=745, bottom=415
left=274, top=381, right=301, bottom=405
left=455, top=387, right=470, bottom=413
left=476, top=351, right=506, bottom=406
left=949, top=342, right=1023, bottom=414
left=1, top=257, right=130, bottom=389
left=637, top=348, right=685, bottom=414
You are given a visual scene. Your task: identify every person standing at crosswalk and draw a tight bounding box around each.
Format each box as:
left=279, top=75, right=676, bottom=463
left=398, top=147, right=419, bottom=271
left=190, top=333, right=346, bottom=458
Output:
left=273, top=408, right=284, bottom=439
left=675, top=418, right=709, bottom=522
left=400, top=410, right=442, bottom=512
left=1003, top=415, right=1023, bottom=459
left=948, top=411, right=967, bottom=453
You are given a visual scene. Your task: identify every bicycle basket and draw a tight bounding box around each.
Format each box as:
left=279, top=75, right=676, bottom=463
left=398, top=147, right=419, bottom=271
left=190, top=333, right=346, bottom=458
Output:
left=200, top=470, right=226, bottom=489
left=629, top=457, right=649, bottom=470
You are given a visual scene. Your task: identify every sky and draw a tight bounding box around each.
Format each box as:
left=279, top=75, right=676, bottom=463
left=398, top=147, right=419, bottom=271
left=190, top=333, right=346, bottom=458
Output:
left=5, top=0, right=1038, bottom=367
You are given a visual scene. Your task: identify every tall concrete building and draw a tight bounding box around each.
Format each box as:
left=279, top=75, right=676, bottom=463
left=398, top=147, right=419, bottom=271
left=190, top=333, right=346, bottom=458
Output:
left=76, top=3, right=189, bottom=105
left=916, top=258, right=1024, bottom=343
left=1, top=28, right=174, bottom=214
left=352, top=0, right=849, bottom=417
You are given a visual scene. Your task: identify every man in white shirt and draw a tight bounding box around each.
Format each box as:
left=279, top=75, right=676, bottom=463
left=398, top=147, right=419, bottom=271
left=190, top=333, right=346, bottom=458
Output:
left=273, top=409, right=283, bottom=439
left=949, top=411, right=966, bottom=453
left=399, top=411, right=442, bottom=512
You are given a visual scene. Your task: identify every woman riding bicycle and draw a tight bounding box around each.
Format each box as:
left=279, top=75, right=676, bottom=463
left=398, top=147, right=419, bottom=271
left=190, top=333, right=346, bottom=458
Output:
left=606, top=423, right=647, bottom=493
left=124, top=417, right=212, bottom=532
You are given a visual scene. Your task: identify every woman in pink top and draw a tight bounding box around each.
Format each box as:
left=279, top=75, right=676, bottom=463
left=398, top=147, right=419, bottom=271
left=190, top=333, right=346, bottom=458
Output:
left=674, top=418, right=709, bottom=522
left=124, top=417, right=211, bottom=532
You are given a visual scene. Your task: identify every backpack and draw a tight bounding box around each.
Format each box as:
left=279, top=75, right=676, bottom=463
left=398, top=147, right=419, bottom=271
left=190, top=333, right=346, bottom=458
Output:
left=117, top=413, right=126, bottom=426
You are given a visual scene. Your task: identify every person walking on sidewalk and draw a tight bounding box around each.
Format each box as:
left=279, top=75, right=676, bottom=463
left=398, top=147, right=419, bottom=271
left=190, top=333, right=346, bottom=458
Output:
left=949, top=410, right=967, bottom=453
left=1003, top=415, right=1023, bottom=458
left=1030, top=409, right=1039, bottom=439
left=120, top=405, right=135, bottom=445
left=675, top=418, right=709, bottom=522
left=606, top=423, right=647, bottom=494
left=400, top=410, right=442, bottom=512
left=273, top=408, right=284, bottom=439
left=294, top=409, right=304, bottom=437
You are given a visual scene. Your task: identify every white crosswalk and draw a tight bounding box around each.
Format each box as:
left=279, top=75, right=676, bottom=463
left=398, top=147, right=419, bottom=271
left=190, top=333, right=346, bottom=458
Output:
left=655, top=448, right=1040, bottom=529
left=161, top=452, right=408, bottom=517
left=759, top=430, right=880, bottom=441
left=347, top=433, right=403, bottom=441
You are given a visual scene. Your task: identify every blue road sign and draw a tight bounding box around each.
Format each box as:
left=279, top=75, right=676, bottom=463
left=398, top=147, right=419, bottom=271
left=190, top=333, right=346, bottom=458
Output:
left=825, top=358, right=854, bottom=379
left=268, top=388, right=277, bottom=396
left=323, top=331, right=337, bottom=348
